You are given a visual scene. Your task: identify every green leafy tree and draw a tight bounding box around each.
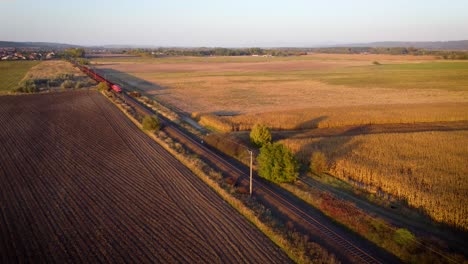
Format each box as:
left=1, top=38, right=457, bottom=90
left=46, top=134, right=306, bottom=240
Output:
left=63, top=48, right=85, bottom=58
left=250, top=124, right=272, bottom=147
left=77, top=58, right=90, bottom=65
left=142, top=115, right=160, bottom=131
left=257, top=143, right=299, bottom=183
left=310, top=151, right=328, bottom=174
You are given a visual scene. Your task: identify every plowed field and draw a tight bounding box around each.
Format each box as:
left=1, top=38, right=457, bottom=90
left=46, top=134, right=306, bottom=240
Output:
left=0, top=91, right=290, bottom=263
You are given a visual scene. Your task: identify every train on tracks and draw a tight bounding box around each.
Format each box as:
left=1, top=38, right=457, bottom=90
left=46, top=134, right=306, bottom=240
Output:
left=75, top=62, right=122, bottom=93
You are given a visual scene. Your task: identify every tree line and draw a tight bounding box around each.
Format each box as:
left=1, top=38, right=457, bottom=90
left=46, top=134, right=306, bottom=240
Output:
left=310, top=47, right=468, bottom=60
left=125, top=48, right=307, bottom=57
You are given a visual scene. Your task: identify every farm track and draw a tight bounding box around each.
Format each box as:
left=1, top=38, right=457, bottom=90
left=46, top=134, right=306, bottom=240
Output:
left=0, top=91, right=291, bottom=263
left=119, top=92, right=403, bottom=264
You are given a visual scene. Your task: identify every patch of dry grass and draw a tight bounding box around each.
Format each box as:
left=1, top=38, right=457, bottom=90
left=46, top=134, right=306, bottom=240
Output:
left=24, top=60, right=85, bottom=79
left=280, top=131, right=468, bottom=230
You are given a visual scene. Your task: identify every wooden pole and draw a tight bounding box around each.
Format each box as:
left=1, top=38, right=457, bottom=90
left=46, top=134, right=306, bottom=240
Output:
left=249, top=150, right=253, bottom=196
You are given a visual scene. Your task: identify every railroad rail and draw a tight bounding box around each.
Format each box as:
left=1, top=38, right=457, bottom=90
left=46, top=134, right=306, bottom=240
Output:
left=79, top=65, right=398, bottom=263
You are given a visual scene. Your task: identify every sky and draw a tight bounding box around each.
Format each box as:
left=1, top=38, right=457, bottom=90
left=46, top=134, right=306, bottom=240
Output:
left=1, top=0, right=468, bottom=47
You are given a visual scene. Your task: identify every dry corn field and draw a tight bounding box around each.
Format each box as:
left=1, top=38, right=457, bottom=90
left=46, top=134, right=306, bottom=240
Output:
left=223, top=102, right=468, bottom=131
left=280, top=131, right=468, bottom=230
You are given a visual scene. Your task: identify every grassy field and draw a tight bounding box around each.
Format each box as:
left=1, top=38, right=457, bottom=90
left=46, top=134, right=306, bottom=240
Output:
left=315, top=61, right=468, bottom=91
left=0, top=61, right=40, bottom=92
left=280, top=130, right=468, bottom=230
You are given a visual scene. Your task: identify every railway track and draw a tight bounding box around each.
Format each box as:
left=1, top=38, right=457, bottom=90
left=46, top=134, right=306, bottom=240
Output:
left=114, top=91, right=398, bottom=264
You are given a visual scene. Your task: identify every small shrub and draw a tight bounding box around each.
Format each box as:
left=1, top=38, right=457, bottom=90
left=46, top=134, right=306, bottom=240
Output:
left=87, top=79, right=97, bottom=86
left=77, top=58, right=90, bottom=65
left=47, top=79, right=59, bottom=87
left=61, top=80, right=75, bottom=89
left=394, top=228, right=415, bottom=247
left=12, top=86, right=23, bottom=93
left=142, top=115, right=160, bottom=131
left=373, top=61, right=381, bottom=65
left=250, top=124, right=272, bottom=147
left=310, top=151, right=328, bottom=174
left=17, top=79, right=38, bottom=93
left=75, top=81, right=85, bottom=89
left=97, top=82, right=109, bottom=92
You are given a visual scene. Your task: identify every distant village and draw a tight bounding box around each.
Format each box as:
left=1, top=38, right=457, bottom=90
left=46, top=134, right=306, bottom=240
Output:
left=0, top=47, right=56, bottom=61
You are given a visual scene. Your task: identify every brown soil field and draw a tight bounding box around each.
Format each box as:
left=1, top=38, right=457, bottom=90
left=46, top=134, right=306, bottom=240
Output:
left=0, top=91, right=291, bottom=263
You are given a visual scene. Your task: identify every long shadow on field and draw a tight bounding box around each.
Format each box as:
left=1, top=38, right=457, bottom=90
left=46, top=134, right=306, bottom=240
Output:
left=93, top=67, right=169, bottom=94
left=283, top=117, right=363, bottom=166
left=296, top=115, right=328, bottom=130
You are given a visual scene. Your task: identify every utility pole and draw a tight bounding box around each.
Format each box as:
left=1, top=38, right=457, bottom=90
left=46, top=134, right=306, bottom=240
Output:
left=249, top=149, right=253, bottom=196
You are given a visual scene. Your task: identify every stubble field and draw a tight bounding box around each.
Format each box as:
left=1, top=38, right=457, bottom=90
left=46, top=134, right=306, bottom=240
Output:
left=0, top=91, right=290, bottom=263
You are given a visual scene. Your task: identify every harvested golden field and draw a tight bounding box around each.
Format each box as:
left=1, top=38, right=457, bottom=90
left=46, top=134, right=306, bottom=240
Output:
left=280, top=131, right=468, bottom=230
left=24, top=60, right=86, bottom=79
left=94, top=57, right=468, bottom=126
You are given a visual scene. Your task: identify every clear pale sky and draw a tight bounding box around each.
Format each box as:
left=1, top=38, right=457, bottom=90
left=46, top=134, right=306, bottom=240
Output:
left=2, top=0, right=468, bottom=47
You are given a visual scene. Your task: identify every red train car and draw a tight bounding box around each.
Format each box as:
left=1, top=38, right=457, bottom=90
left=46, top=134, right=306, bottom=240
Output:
left=111, top=84, right=122, bottom=93
left=79, top=65, right=122, bottom=93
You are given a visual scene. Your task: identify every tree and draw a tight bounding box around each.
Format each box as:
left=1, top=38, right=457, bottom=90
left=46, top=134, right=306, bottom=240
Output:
left=257, top=143, right=299, bottom=183
left=77, top=58, right=90, bottom=65
left=142, top=115, right=160, bottom=131
left=250, top=124, right=272, bottom=147
left=62, top=48, right=85, bottom=58
left=310, top=151, right=327, bottom=174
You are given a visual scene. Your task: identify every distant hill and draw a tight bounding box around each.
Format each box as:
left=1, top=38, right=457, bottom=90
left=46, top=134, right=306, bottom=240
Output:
left=2, top=40, right=468, bottom=50
left=0, top=41, right=81, bottom=49
left=338, top=40, right=468, bottom=50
